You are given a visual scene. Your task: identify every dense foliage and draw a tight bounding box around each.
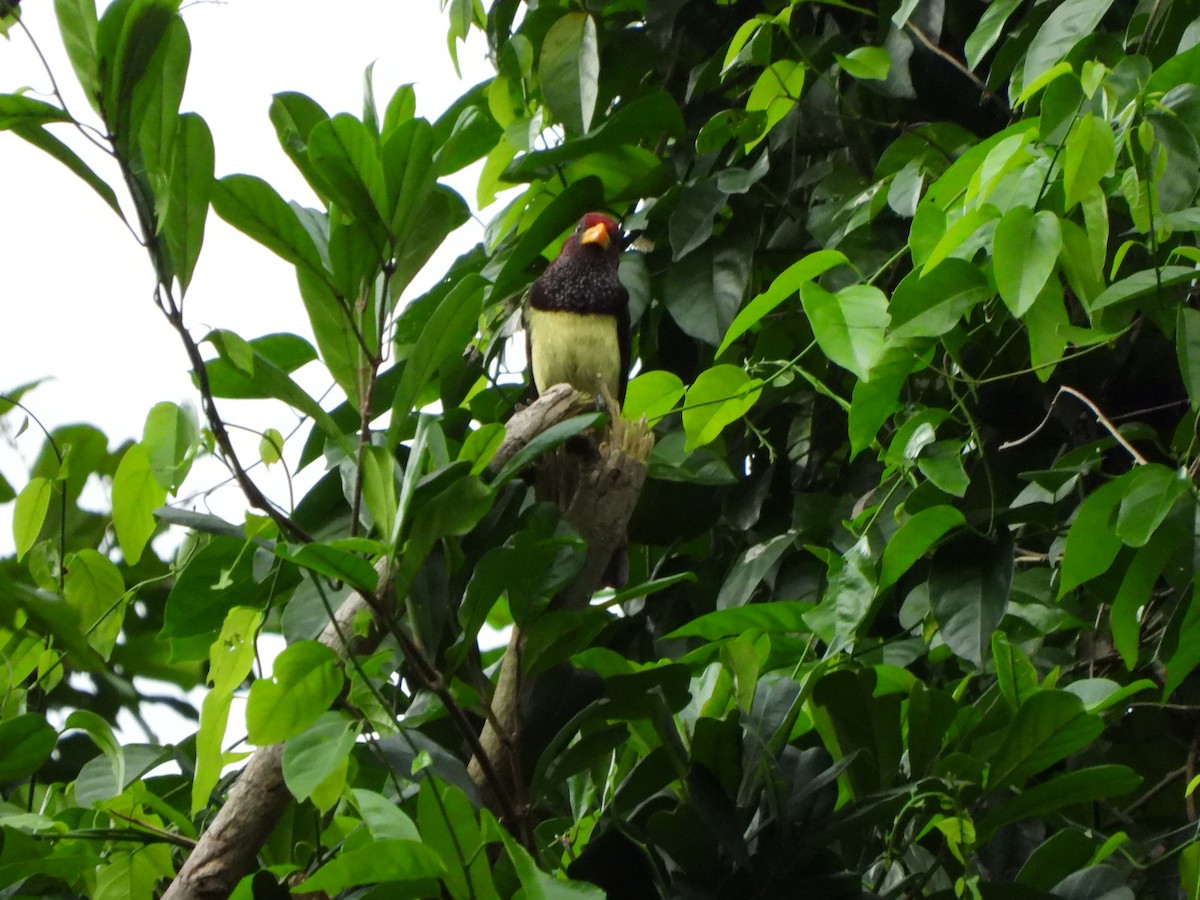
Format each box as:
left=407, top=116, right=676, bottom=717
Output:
left=4, top=0, right=1200, bottom=896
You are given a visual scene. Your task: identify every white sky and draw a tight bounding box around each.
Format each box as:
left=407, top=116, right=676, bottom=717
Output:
left=0, top=2, right=500, bottom=744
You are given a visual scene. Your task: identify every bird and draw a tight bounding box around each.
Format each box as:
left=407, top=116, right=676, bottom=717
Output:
left=524, top=212, right=632, bottom=587
left=524, top=212, right=630, bottom=411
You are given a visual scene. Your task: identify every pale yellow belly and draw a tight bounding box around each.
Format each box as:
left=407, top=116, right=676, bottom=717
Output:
left=527, top=308, right=620, bottom=399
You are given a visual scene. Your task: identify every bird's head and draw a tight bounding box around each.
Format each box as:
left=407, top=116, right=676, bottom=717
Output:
left=561, top=212, right=622, bottom=262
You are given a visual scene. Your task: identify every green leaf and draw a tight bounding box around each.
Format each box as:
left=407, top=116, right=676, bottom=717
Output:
left=1110, top=532, right=1181, bottom=668
left=206, top=330, right=355, bottom=457
left=889, top=258, right=991, bottom=338
left=496, top=818, right=606, bottom=899
left=1059, top=475, right=1131, bottom=596
left=835, top=46, right=890, bottom=80
left=1021, top=0, right=1117, bottom=91
left=682, top=364, right=763, bottom=451
left=503, top=92, right=684, bottom=180
left=210, top=174, right=332, bottom=285
left=1090, top=265, right=1198, bottom=311
left=0, top=94, right=71, bottom=129
left=993, top=631, right=1040, bottom=709
left=161, top=112, right=213, bottom=294
left=308, top=113, right=389, bottom=235
left=54, top=0, right=101, bottom=107
left=352, top=788, right=420, bottom=841
left=669, top=179, right=727, bottom=260
left=142, top=400, right=198, bottom=492
left=929, top=535, right=1012, bottom=667
left=624, top=370, right=685, bottom=421
left=246, top=640, right=344, bottom=746
left=993, top=207, right=1061, bottom=318
left=294, top=839, right=445, bottom=894
left=964, top=0, right=1021, bottom=69
left=921, top=204, right=1000, bottom=274
left=204, top=332, right=318, bottom=398
left=0, top=714, right=57, bottom=782
left=917, top=440, right=970, bottom=496
left=1115, top=464, right=1185, bottom=547
left=63, top=549, right=126, bottom=659
left=162, top=537, right=263, bottom=643
left=1179, top=307, right=1200, bottom=409
left=744, top=60, right=804, bottom=152
left=282, top=711, right=360, bottom=803
left=193, top=607, right=261, bottom=813
left=979, top=765, right=1141, bottom=838
left=13, top=477, right=52, bottom=562
left=382, top=117, right=437, bottom=244
left=880, top=505, right=965, bottom=590
left=491, top=413, right=602, bottom=487
left=268, top=90, right=334, bottom=202
left=111, top=444, right=166, bottom=565
left=718, top=250, right=848, bottom=355
left=1063, top=114, right=1116, bottom=210
left=799, top=282, right=889, bottom=381
left=361, top=445, right=397, bottom=540
left=539, top=11, right=599, bottom=135
left=11, top=125, right=122, bottom=216
left=716, top=532, right=795, bottom=609
left=662, top=235, right=754, bottom=346
left=275, top=542, right=380, bottom=594
left=665, top=600, right=812, bottom=641
left=989, top=690, right=1104, bottom=789
left=419, top=780, right=500, bottom=900
left=388, top=275, right=485, bottom=442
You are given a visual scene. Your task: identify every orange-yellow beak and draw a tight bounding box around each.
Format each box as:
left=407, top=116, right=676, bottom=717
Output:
left=580, top=222, right=611, bottom=248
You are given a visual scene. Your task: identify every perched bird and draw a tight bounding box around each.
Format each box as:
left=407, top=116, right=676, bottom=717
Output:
left=524, top=212, right=630, bottom=409
left=524, top=212, right=631, bottom=587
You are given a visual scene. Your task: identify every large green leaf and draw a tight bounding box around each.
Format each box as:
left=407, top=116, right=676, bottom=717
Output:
left=888, top=258, right=991, bottom=338
left=993, top=207, right=1061, bottom=318
left=307, top=113, right=389, bottom=236
left=294, top=840, right=445, bottom=895
left=539, top=12, right=599, bottom=135
left=682, top=365, right=763, bottom=451
left=1063, top=114, right=1115, bottom=210
left=12, top=476, right=52, bottom=562
left=111, top=443, right=166, bottom=565
left=0, top=714, right=57, bottom=782
left=246, top=640, right=344, bottom=745
left=929, top=535, right=1012, bottom=668
left=1058, top=474, right=1133, bottom=596
left=799, top=282, right=889, bottom=381
left=54, top=0, right=101, bottom=108
left=1021, top=0, right=1117, bottom=91
left=0, top=94, right=71, bottom=129
left=11, top=124, right=122, bottom=216
left=161, top=112, right=213, bottom=294
left=205, top=329, right=355, bottom=457
left=718, top=250, right=847, bottom=355
left=662, top=236, right=753, bottom=346
left=979, top=765, right=1140, bottom=838
left=388, top=275, right=485, bottom=442
left=880, top=505, right=965, bottom=590
left=988, top=690, right=1104, bottom=790
left=210, top=174, right=333, bottom=286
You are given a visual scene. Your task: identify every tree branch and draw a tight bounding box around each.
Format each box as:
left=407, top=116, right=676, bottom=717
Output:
left=469, top=390, right=655, bottom=814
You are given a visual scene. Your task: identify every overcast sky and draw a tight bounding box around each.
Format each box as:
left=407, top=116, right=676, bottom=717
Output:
left=0, top=1, right=496, bottom=543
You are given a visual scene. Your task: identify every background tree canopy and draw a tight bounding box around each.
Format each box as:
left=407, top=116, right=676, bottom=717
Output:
left=4, top=0, right=1200, bottom=897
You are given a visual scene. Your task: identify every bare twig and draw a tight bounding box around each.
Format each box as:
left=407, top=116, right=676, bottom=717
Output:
left=999, top=385, right=1150, bottom=465
left=905, top=21, right=1011, bottom=117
